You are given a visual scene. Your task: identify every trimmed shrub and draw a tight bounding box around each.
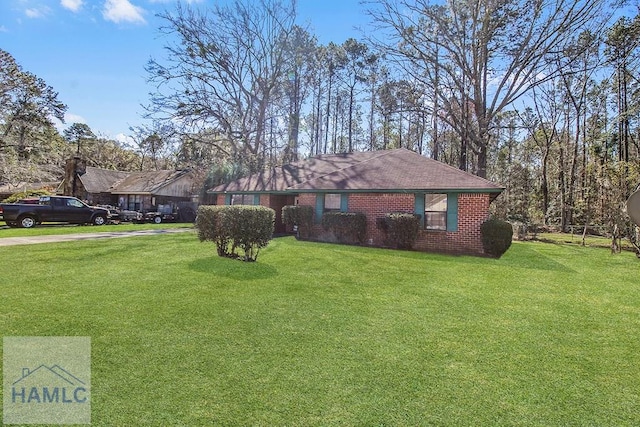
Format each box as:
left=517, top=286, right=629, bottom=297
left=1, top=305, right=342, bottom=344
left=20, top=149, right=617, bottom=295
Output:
left=321, top=211, right=367, bottom=244
left=195, top=205, right=275, bottom=261
left=480, top=218, right=513, bottom=258
left=195, top=205, right=231, bottom=257
left=377, top=213, right=420, bottom=249
left=282, top=205, right=314, bottom=238
left=228, top=205, right=275, bottom=261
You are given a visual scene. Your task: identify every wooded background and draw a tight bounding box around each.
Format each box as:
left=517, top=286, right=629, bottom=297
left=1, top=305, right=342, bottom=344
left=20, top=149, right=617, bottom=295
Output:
left=1, top=0, right=639, bottom=237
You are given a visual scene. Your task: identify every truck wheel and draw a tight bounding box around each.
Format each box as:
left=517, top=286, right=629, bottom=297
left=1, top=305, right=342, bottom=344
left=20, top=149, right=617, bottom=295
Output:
left=153, top=216, right=162, bottom=224
left=19, top=215, right=37, bottom=228
left=92, top=215, right=107, bottom=226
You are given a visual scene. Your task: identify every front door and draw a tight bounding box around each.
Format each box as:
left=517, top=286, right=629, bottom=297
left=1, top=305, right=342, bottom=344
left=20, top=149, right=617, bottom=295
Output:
left=269, top=195, right=296, bottom=234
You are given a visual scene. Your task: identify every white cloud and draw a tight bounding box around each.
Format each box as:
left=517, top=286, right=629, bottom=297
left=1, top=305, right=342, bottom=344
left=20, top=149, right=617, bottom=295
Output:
left=0, top=26, right=8, bottom=33
left=65, top=113, right=87, bottom=124
left=115, top=133, right=132, bottom=144
left=55, top=113, right=86, bottom=133
left=102, top=0, right=146, bottom=24
left=25, top=7, right=50, bottom=18
left=61, top=0, right=83, bottom=12
left=148, top=0, right=202, bottom=3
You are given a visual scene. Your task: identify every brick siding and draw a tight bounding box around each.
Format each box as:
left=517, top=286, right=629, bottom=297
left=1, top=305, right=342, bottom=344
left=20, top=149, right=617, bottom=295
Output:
left=413, top=193, right=490, bottom=255
left=298, top=192, right=491, bottom=256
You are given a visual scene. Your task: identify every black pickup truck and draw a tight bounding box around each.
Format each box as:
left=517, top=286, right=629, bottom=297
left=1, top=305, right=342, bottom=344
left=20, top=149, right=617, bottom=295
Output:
left=0, top=196, right=111, bottom=228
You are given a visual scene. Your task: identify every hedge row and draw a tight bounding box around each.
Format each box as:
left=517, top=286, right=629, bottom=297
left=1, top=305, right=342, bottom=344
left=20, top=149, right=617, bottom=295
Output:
left=254, top=203, right=513, bottom=258
left=195, top=205, right=275, bottom=261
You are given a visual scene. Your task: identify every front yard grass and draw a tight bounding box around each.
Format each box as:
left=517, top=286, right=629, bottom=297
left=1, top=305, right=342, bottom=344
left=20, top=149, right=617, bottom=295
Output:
left=1, top=235, right=639, bottom=425
left=0, top=221, right=190, bottom=238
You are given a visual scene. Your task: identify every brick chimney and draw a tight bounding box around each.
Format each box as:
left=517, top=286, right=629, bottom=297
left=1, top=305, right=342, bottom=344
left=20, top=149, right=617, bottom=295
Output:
left=63, top=157, right=87, bottom=197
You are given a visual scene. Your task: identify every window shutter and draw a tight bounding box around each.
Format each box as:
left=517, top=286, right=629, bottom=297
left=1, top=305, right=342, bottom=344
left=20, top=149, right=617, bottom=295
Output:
left=340, top=194, right=349, bottom=212
left=446, top=193, right=458, bottom=232
left=315, top=193, right=324, bottom=224
left=414, top=193, right=425, bottom=228
left=253, top=194, right=260, bottom=205
left=224, top=194, right=232, bottom=205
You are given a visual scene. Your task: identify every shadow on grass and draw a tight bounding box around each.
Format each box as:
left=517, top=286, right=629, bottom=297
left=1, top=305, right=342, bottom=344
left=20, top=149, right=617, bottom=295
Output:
left=74, top=241, right=157, bottom=260
left=356, top=241, right=576, bottom=273
left=189, top=256, right=278, bottom=280
left=495, top=243, right=576, bottom=273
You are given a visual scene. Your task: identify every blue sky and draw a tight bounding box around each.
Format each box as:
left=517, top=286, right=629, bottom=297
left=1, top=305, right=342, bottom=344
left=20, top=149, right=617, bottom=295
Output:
left=0, top=0, right=366, bottom=143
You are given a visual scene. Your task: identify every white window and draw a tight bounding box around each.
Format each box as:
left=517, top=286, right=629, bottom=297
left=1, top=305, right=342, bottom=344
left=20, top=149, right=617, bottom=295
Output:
left=324, top=193, right=341, bottom=211
left=231, top=194, right=254, bottom=205
left=425, top=194, right=447, bottom=230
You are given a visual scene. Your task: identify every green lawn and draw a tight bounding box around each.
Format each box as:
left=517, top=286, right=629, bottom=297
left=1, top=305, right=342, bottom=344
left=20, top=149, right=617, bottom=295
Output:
left=1, top=233, right=639, bottom=425
left=0, top=221, right=190, bottom=237
left=535, top=231, right=637, bottom=251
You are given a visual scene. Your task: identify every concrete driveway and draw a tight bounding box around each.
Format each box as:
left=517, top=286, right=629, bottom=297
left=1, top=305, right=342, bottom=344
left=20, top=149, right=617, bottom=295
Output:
left=0, top=228, right=193, bottom=247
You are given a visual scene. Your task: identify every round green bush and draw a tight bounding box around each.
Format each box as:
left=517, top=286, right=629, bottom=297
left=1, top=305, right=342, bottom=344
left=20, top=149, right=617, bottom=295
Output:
left=196, top=205, right=275, bottom=261
left=480, top=218, right=513, bottom=258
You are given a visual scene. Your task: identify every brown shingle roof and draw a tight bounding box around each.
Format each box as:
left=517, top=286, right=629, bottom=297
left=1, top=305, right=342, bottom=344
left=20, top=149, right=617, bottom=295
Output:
left=211, top=150, right=382, bottom=193
left=79, top=167, right=193, bottom=195
left=209, top=148, right=503, bottom=194
left=79, top=167, right=130, bottom=193
left=109, top=170, right=191, bottom=194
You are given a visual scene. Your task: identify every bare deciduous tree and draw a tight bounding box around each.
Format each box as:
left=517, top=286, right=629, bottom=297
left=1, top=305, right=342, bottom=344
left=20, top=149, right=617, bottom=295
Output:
left=367, top=0, right=618, bottom=177
left=146, top=0, right=296, bottom=172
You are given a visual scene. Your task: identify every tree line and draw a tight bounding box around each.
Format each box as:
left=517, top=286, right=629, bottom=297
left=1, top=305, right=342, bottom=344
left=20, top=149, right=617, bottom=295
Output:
left=1, top=0, right=639, bottom=238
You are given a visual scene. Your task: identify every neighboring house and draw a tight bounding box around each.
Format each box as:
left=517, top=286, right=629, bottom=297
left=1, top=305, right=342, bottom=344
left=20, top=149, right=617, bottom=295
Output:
left=109, top=169, right=195, bottom=213
left=208, top=148, right=504, bottom=255
left=63, top=158, right=196, bottom=215
left=73, top=166, right=130, bottom=205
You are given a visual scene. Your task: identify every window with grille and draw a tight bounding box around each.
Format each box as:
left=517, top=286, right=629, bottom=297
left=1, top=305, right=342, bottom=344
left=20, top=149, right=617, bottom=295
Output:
left=425, top=194, right=447, bottom=230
